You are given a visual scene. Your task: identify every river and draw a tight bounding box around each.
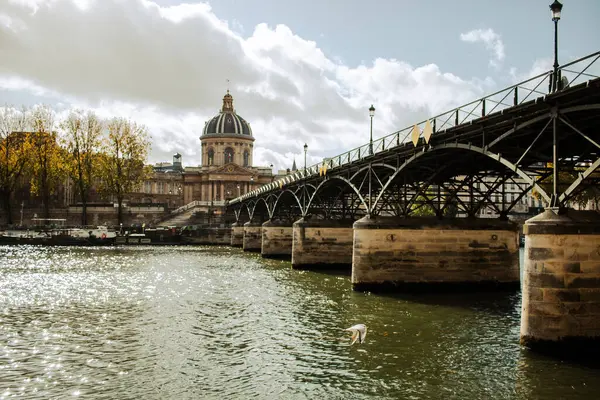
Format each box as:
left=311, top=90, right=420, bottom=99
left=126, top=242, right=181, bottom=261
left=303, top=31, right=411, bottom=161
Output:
left=0, top=245, right=598, bottom=399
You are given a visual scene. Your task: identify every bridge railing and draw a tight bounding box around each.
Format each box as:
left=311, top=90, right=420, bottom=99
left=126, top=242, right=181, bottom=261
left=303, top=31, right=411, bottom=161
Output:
left=231, top=51, right=600, bottom=205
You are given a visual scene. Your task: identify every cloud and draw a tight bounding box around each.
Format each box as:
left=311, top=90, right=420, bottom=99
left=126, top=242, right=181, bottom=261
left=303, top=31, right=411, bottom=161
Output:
left=0, top=0, right=497, bottom=170
left=460, top=28, right=505, bottom=68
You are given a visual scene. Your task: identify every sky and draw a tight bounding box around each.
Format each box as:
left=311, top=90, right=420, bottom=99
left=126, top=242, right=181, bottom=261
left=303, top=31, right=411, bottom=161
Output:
left=0, top=0, right=598, bottom=171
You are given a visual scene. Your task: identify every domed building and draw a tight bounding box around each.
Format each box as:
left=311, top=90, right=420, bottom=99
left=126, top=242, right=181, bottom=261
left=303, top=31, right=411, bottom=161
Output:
left=180, top=91, right=273, bottom=207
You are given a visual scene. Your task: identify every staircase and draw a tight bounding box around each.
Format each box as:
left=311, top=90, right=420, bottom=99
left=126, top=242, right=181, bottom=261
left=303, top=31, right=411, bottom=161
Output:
left=156, top=200, right=228, bottom=227
left=159, top=208, right=198, bottom=227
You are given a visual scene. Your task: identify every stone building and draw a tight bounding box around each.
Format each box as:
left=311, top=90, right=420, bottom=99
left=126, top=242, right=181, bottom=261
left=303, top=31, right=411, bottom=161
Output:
left=179, top=90, right=273, bottom=211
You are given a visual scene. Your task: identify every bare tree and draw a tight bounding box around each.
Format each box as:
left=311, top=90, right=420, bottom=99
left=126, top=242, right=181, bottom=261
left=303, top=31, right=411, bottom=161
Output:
left=61, top=109, right=103, bottom=226
left=0, top=105, right=31, bottom=225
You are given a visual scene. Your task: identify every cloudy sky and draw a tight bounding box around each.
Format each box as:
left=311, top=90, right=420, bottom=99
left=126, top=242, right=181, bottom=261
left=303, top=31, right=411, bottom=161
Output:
left=1, top=0, right=598, bottom=171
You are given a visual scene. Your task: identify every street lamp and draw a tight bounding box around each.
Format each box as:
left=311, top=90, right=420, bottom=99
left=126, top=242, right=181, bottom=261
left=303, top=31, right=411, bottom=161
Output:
left=303, top=143, right=307, bottom=171
left=369, top=104, right=375, bottom=155
left=237, top=184, right=240, bottom=197
left=550, top=0, right=563, bottom=92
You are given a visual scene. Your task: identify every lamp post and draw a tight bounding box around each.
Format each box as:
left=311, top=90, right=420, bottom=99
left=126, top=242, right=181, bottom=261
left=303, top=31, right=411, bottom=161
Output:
left=549, top=0, right=563, bottom=207
left=237, top=184, right=240, bottom=197
left=303, top=144, right=307, bottom=172
left=270, top=163, right=274, bottom=182
left=550, top=0, right=563, bottom=93
left=303, top=143, right=308, bottom=212
left=368, top=104, right=375, bottom=155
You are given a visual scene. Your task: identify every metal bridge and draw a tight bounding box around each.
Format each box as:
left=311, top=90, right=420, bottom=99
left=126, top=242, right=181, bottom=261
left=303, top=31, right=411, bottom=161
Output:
left=228, top=52, right=600, bottom=223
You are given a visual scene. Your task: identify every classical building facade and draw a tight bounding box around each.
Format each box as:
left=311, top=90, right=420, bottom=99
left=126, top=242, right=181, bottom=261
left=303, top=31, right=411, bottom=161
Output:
left=180, top=91, right=272, bottom=207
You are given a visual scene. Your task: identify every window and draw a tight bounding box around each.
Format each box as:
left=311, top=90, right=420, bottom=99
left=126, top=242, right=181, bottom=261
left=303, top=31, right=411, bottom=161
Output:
left=208, top=148, right=214, bottom=165
left=144, top=181, right=152, bottom=194
left=224, top=147, right=234, bottom=164
left=243, top=150, right=249, bottom=167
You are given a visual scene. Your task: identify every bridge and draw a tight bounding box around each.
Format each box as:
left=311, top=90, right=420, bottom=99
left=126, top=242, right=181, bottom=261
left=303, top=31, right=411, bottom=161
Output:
left=223, top=51, right=600, bottom=355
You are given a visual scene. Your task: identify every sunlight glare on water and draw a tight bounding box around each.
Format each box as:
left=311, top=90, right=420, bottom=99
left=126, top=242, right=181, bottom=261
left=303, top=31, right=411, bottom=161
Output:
left=0, top=245, right=598, bottom=399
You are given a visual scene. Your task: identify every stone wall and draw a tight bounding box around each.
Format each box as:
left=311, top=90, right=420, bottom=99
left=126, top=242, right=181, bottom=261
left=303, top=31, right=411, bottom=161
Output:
left=352, top=216, right=520, bottom=291
left=291, top=218, right=354, bottom=269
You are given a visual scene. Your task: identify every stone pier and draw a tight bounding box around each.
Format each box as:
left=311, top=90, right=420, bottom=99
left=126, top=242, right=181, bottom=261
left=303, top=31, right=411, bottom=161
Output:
left=261, top=219, right=293, bottom=259
left=231, top=222, right=244, bottom=247
left=291, top=218, right=354, bottom=269
left=520, top=209, right=600, bottom=357
left=352, top=216, right=520, bottom=292
left=243, top=221, right=262, bottom=252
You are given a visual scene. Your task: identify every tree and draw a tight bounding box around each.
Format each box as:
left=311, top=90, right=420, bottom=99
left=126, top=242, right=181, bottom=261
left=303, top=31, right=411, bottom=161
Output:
left=532, top=164, right=600, bottom=210
left=98, top=117, right=151, bottom=225
left=61, top=110, right=103, bottom=226
left=0, top=105, right=31, bottom=225
left=29, top=105, right=65, bottom=219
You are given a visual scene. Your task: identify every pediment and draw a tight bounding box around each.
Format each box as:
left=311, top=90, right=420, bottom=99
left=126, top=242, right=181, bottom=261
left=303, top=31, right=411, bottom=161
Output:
left=209, top=163, right=253, bottom=175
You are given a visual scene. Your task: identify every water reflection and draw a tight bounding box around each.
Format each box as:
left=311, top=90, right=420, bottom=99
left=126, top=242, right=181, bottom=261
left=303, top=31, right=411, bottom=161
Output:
left=0, top=245, right=598, bottom=399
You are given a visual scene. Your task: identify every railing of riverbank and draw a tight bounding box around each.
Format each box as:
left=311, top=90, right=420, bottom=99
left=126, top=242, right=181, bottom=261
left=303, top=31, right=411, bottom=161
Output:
left=229, top=50, right=600, bottom=205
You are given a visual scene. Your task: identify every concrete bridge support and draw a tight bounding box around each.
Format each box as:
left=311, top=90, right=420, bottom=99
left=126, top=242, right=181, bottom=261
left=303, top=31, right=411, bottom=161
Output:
left=352, top=216, right=520, bottom=292
left=243, top=221, right=262, bottom=252
left=291, top=218, right=354, bottom=269
left=261, top=220, right=293, bottom=259
left=231, top=223, right=244, bottom=247
left=520, top=209, right=600, bottom=356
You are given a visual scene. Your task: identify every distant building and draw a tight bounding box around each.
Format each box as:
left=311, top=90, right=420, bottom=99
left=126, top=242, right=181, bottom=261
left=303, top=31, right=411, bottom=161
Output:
left=131, top=91, right=274, bottom=216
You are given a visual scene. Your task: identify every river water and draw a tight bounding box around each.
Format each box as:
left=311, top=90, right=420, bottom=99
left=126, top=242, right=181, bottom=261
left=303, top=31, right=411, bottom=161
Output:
left=0, top=245, right=598, bottom=399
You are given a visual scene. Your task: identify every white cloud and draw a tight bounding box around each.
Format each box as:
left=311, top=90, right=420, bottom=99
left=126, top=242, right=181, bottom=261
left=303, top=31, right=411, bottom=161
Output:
left=0, top=0, right=497, bottom=171
left=460, top=28, right=505, bottom=68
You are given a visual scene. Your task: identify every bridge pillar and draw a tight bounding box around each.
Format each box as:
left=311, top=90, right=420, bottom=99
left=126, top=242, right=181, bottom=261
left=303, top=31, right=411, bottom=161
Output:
left=352, top=216, right=520, bottom=292
left=261, top=219, right=293, bottom=259
left=243, top=221, right=262, bottom=252
left=231, top=222, right=244, bottom=247
left=520, top=209, right=600, bottom=357
left=291, top=218, right=354, bottom=269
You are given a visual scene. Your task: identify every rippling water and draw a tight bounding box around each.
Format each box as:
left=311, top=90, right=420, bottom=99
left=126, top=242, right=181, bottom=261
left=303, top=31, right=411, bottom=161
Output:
left=0, top=245, right=598, bottom=399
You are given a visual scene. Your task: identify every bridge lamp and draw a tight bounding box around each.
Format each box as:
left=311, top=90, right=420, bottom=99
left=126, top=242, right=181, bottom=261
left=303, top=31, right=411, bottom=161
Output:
left=303, top=143, right=308, bottom=171
left=369, top=104, right=375, bottom=155
left=549, top=0, right=563, bottom=92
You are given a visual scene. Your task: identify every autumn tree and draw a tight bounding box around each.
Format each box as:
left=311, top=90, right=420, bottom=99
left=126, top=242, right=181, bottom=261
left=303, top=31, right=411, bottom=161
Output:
left=0, top=105, right=31, bottom=225
left=29, top=105, right=66, bottom=219
left=61, top=110, right=103, bottom=225
left=98, top=117, right=151, bottom=225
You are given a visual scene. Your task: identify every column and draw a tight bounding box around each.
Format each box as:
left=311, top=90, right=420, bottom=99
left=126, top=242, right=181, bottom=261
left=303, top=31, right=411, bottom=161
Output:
left=521, top=209, right=600, bottom=357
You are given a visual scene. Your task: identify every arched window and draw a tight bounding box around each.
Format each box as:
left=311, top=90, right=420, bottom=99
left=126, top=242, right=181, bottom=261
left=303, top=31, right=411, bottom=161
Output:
left=243, top=150, right=249, bottom=167
left=207, top=148, right=214, bottom=166
left=224, top=147, right=234, bottom=164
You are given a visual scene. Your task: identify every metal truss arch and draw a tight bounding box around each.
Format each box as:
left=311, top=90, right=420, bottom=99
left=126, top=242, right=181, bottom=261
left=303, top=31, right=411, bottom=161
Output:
left=372, top=143, right=553, bottom=211
left=306, top=176, right=369, bottom=213
left=271, top=189, right=303, bottom=218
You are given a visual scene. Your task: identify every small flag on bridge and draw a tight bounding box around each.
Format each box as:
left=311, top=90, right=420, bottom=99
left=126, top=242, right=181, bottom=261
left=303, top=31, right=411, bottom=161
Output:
left=319, top=162, right=328, bottom=176
left=423, top=120, right=433, bottom=144
left=411, top=125, right=420, bottom=147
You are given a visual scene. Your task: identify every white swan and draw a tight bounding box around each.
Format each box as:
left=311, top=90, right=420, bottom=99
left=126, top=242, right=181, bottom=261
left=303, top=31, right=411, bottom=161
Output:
left=345, top=324, right=367, bottom=345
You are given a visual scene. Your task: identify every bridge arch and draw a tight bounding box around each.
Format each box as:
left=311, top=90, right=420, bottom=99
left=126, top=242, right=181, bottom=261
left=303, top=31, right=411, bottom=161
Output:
left=271, top=189, right=303, bottom=218
left=306, top=175, right=369, bottom=215
left=372, top=143, right=552, bottom=212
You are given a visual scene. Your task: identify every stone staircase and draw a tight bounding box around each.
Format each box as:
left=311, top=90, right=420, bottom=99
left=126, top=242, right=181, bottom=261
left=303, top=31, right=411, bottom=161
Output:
left=158, top=208, right=198, bottom=227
